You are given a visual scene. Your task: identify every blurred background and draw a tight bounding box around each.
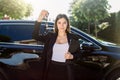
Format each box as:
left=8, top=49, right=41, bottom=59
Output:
left=0, top=0, right=120, bottom=44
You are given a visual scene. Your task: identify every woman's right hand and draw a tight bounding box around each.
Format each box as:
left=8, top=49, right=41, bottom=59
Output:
left=37, top=10, right=49, bottom=22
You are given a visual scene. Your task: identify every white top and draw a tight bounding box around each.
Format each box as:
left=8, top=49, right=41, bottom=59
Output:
left=52, top=43, right=69, bottom=62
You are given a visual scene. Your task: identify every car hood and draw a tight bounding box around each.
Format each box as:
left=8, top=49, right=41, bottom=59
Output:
left=104, top=45, right=120, bottom=53
left=101, top=41, right=117, bottom=46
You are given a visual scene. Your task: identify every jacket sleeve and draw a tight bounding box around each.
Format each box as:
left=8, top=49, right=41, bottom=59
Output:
left=72, top=46, right=81, bottom=60
left=32, top=21, right=48, bottom=43
left=68, top=34, right=82, bottom=60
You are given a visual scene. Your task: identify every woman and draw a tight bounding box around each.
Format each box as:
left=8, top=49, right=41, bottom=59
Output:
left=32, top=10, right=81, bottom=80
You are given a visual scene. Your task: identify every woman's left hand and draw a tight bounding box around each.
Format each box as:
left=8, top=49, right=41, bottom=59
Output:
left=65, top=52, right=74, bottom=59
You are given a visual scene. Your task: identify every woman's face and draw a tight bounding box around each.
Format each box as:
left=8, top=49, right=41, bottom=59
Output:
left=57, top=18, right=68, bottom=32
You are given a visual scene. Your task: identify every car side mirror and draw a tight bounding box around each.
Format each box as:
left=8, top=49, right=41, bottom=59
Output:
left=81, top=42, right=94, bottom=53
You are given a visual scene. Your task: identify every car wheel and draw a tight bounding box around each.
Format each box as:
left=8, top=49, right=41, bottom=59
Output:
left=106, top=69, right=120, bottom=80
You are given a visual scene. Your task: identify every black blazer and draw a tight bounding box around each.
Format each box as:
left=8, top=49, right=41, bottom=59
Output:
left=32, top=21, right=81, bottom=68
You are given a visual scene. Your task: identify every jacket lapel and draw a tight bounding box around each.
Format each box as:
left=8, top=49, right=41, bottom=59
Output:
left=67, top=33, right=72, bottom=45
left=46, top=33, right=57, bottom=70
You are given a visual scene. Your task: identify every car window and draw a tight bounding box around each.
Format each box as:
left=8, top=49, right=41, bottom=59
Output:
left=0, top=23, right=34, bottom=41
left=0, top=22, right=54, bottom=44
left=0, top=21, right=100, bottom=51
left=77, top=35, right=101, bottom=50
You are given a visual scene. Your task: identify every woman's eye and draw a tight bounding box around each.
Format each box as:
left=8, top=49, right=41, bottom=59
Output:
left=57, top=21, right=61, bottom=24
left=63, top=22, right=67, bottom=24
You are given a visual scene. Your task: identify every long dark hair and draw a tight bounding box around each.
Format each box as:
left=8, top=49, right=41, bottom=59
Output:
left=54, top=14, right=70, bottom=33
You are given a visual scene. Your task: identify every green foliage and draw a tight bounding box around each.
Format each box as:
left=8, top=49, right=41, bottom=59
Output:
left=69, top=0, right=111, bottom=37
left=0, top=12, right=3, bottom=19
left=98, top=12, right=120, bottom=44
left=70, top=0, right=111, bottom=22
left=25, top=4, right=33, bottom=17
left=0, top=0, right=33, bottom=19
left=81, top=0, right=111, bottom=21
left=115, top=11, right=120, bottom=43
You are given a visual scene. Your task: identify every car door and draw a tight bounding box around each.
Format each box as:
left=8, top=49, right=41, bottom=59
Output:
left=0, top=41, right=45, bottom=80
left=73, top=37, right=108, bottom=80
left=0, top=21, right=54, bottom=80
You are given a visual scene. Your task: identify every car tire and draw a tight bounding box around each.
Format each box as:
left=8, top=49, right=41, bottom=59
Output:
left=106, top=69, right=120, bottom=80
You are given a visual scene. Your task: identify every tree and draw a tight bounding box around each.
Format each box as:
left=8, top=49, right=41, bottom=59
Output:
left=69, top=0, right=111, bottom=37
left=0, top=0, right=33, bottom=19
left=115, top=11, right=120, bottom=43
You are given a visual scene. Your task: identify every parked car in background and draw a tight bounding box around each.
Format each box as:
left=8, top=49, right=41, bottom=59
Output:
left=0, top=20, right=120, bottom=80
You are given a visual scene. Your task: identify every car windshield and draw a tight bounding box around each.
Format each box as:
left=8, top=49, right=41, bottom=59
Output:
left=85, top=32, right=118, bottom=46
left=89, top=35, right=120, bottom=46
left=97, top=39, right=119, bottom=46
left=73, top=26, right=119, bottom=46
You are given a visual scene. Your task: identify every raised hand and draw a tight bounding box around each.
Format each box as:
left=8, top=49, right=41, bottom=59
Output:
left=37, top=10, right=49, bottom=22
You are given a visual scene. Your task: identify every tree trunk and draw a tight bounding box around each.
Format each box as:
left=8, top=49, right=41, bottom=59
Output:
left=88, top=22, right=90, bottom=34
left=94, top=22, right=97, bottom=38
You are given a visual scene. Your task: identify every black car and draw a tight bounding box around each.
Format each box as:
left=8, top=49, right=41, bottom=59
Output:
left=0, top=20, right=120, bottom=80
